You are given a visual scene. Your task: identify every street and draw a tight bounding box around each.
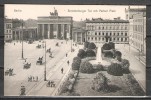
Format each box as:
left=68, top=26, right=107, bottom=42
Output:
left=4, top=39, right=79, bottom=96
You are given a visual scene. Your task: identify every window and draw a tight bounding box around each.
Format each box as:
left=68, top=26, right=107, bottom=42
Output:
left=121, top=38, right=123, bottom=41
left=102, top=33, right=104, bottom=36
left=110, top=33, right=111, bottom=36
left=95, top=32, right=97, bottom=35
left=88, top=37, right=90, bottom=40
left=125, top=38, right=127, bottom=41
left=102, top=38, right=104, bottom=41
left=117, top=33, right=119, bottom=36
left=99, top=27, right=100, bottom=30
left=114, top=33, right=115, bottom=36
left=121, top=33, right=123, bottom=36
left=95, top=37, right=97, bottom=40
left=91, top=37, right=93, bottom=40
left=102, top=27, right=104, bottom=30
left=125, top=33, right=127, bottom=36
left=99, top=32, right=100, bottom=35
left=99, top=37, right=100, bottom=40
left=106, top=33, right=108, bottom=36
left=117, top=38, right=119, bottom=41
left=113, top=38, right=115, bottom=40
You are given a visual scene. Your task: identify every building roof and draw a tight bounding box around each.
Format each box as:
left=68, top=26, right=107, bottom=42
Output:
left=86, top=18, right=129, bottom=23
left=72, top=27, right=86, bottom=33
left=4, top=19, right=13, bottom=23
left=128, top=8, right=146, bottom=12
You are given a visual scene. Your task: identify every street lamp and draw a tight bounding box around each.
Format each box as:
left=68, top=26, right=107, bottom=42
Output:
left=21, top=20, right=24, bottom=59
left=44, top=41, right=47, bottom=81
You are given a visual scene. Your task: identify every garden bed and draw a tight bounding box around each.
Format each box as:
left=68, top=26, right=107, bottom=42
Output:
left=72, top=71, right=145, bottom=96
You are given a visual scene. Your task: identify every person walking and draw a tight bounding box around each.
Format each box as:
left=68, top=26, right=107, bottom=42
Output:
left=67, top=60, right=70, bottom=66
left=61, top=68, right=64, bottom=74
left=66, top=53, right=68, bottom=57
left=36, top=76, right=38, bottom=82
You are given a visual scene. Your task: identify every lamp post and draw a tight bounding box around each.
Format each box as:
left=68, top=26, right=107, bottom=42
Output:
left=44, top=41, right=47, bottom=81
left=21, top=20, right=24, bottom=59
left=71, top=37, right=72, bottom=52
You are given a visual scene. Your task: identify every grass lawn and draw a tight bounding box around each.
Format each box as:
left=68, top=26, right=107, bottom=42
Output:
left=70, top=71, right=145, bottom=96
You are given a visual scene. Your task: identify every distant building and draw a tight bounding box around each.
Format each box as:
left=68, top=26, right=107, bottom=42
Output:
left=125, top=7, right=146, bottom=55
left=12, top=27, right=38, bottom=41
left=85, top=17, right=129, bottom=44
left=37, top=8, right=73, bottom=40
left=72, top=27, right=86, bottom=44
left=4, top=19, right=13, bottom=42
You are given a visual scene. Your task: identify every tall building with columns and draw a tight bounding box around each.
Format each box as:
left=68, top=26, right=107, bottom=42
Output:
left=126, top=7, right=146, bottom=55
left=4, top=19, right=13, bottom=42
left=37, top=8, right=73, bottom=40
left=85, top=17, right=129, bottom=44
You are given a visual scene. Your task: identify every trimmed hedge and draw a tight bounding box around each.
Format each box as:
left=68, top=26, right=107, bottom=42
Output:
left=107, top=63, right=123, bottom=76
left=77, top=49, right=86, bottom=58
left=93, top=64, right=104, bottom=71
left=121, top=59, right=130, bottom=73
left=108, top=42, right=115, bottom=49
left=84, top=41, right=90, bottom=49
left=102, top=43, right=112, bottom=51
left=104, top=51, right=114, bottom=58
left=88, top=42, right=96, bottom=49
left=85, top=49, right=96, bottom=57
left=72, top=57, right=81, bottom=70
left=115, top=51, right=122, bottom=62
left=80, top=60, right=94, bottom=74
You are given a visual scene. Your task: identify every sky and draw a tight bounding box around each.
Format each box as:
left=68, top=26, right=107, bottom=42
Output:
left=5, top=4, right=146, bottom=21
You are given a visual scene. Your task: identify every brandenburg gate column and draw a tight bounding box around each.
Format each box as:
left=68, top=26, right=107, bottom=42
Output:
left=42, top=24, right=44, bottom=39
left=62, top=24, right=65, bottom=39
left=48, top=24, right=50, bottom=39
left=49, top=24, right=53, bottom=39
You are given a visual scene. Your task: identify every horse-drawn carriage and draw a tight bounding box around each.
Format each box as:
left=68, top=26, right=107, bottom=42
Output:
left=20, top=86, right=26, bottom=96
left=46, top=48, right=51, bottom=53
left=23, top=63, right=31, bottom=69
left=36, top=57, right=43, bottom=65
left=36, top=44, right=41, bottom=48
left=56, top=43, right=59, bottom=46
left=5, top=68, right=13, bottom=76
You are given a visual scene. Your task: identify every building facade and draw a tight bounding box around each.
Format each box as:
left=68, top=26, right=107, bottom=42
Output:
left=37, top=9, right=73, bottom=40
left=4, top=19, right=13, bottom=42
left=125, top=7, right=146, bottom=55
left=86, top=18, right=129, bottom=44
left=72, top=27, right=86, bottom=44
left=12, top=27, right=38, bottom=41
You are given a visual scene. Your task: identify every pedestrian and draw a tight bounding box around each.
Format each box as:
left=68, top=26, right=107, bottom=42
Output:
left=67, top=60, right=70, bottom=65
left=66, top=53, right=68, bottom=57
left=25, top=59, right=26, bottom=62
left=33, top=76, right=35, bottom=82
left=47, top=81, right=50, bottom=87
left=61, top=68, right=64, bottom=74
left=36, top=76, right=38, bottom=82
left=14, top=43, right=15, bottom=45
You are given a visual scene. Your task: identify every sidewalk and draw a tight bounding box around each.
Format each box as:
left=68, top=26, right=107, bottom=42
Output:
left=116, top=44, right=146, bottom=92
left=26, top=44, right=79, bottom=96
left=123, top=44, right=146, bottom=65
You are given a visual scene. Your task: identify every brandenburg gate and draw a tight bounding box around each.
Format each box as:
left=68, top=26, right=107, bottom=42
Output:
left=37, top=9, right=73, bottom=40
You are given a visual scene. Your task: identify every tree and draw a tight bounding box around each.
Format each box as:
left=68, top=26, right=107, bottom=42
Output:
left=80, top=60, right=94, bottom=73
left=84, top=41, right=90, bottom=49
left=101, top=43, right=112, bottom=53
left=77, top=49, right=86, bottom=58
left=85, top=49, right=96, bottom=57
left=115, top=51, right=122, bottom=62
left=108, top=42, right=115, bottom=49
left=72, top=57, right=81, bottom=70
left=88, top=42, right=96, bottom=49
left=107, top=63, right=123, bottom=76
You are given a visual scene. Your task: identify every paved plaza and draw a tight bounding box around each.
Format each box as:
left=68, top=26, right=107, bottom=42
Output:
left=4, top=40, right=145, bottom=96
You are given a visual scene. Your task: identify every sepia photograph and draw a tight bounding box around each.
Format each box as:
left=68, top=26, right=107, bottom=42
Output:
left=4, top=4, right=146, bottom=96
